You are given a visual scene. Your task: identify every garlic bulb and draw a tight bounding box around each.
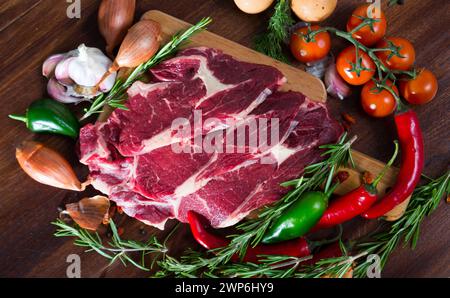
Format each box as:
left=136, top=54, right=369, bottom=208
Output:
left=42, top=44, right=117, bottom=104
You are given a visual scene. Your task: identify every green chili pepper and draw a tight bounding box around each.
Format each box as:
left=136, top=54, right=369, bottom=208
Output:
left=262, top=191, right=329, bottom=244
left=9, top=98, right=79, bottom=138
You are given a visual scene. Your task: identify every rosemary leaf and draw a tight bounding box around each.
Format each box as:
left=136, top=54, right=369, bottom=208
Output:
left=352, top=172, right=449, bottom=277
left=155, top=134, right=355, bottom=277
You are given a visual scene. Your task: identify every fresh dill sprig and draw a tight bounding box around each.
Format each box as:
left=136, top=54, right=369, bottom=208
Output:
left=81, top=17, right=212, bottom=120
left=52, top=219, right=168, bottom=271
left=254, top=0, right=294, bottom=63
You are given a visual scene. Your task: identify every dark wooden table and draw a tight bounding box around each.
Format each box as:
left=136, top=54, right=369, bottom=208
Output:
left=0, top=0, right=448, bottom=278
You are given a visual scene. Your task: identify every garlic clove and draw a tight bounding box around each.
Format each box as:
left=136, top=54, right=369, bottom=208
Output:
left=324, top=62, right=351, bottom=100
left=306, top=55, right=331, bottom=79
left=47, top=78, right=87, bottom=103
left=65, top=196, right=110, bottom=230
left=42, top=54, right=66, bottom=78
left=55, top=57, right=76, bottom=86
left=16, top=141, right=87, bottom=191
left=98, top=71, right=116, bottom=92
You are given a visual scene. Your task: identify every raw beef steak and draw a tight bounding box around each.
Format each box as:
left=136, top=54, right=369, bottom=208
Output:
left=79, top=47, right=342, bottom=229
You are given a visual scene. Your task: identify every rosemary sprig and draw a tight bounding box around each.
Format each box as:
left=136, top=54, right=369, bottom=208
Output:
left=254, top=0, right=294, bottom=63
left=155, top=133, right=356, bottom=277
left=215, top=254, right=313, bottom=278
left=352, top=171, right=450, bottom=277
left=235, top=133, right=355, bottom=247
left=52, top=219, right=168, bottom=271
left=81, top=17, right=212, bottom=120
left=157, top=171, right=448, bottom=278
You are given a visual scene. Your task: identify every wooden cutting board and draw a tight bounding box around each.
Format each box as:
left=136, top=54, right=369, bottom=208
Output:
left=142, top=10, right=327, bottom=102
left=125, top=10, right=409, bottom=218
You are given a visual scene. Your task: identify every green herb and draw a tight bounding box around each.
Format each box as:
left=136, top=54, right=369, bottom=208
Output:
left=156, top=171, right=448, bottom=278
left=81, top=17, right=212, bottom=120
left=254, top=0, right=294, bottom=63
left=155, top=133, right=355, bottom=277
left=52, top=219, right=169, bottom=271
left=235, top=133, right=355, bottom=247
left=352, top=172, right=449, bottom=277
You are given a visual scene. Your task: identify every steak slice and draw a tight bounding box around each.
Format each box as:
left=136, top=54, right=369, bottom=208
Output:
left=98, top=47, right=285, bottom=157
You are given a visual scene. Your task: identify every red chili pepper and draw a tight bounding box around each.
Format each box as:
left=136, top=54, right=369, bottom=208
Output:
left=302, top=241, right=343, bottom=266
left=312, top=141, right=399, bottom=230
left=362, top=109, right=424, bottom=219
left=187, top=211, right=311, bottom=263
left=313, top=184, right=378, bottom=230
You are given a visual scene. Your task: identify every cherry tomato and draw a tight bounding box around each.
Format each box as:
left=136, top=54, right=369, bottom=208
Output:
left=361, top=80, right=398, bottom=118
left=336, top=46, right=375, bottom=85
left=290, top=25, right=331, bottom=63
left=399, top=68, right=438, bottom=105
left=347, top=4, right=387, bottom=46
left=376, top=37, right=415, bottom=71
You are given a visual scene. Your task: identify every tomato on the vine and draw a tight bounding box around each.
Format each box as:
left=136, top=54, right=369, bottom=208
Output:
left=361, top=80, right=398, bottom=118
left=376, top=37, right=415, bottom=71
left=290, top=25, right=331, bottom=63
left=336, top=46, right=375, bottom=85
left=346, top=4, right=387, bottom=46
left=399, top=68, right=438, bottom=105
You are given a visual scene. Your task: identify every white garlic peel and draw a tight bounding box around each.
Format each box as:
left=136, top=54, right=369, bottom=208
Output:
left=42, top=44, right=116, bottom=103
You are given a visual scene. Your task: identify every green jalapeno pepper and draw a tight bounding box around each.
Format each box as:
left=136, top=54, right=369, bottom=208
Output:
left=9, top=98, right=79, bottom=138
left=262, top=191, right=329, bottom=244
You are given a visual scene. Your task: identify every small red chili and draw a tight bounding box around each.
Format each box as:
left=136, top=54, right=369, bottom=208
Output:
left=362, top=109, right=424, bottom=219
left=187, top=211, right=314, bottom=263
left=314, top=184, right=378, bottom=230
left=313, top=141, right=399, bottom=230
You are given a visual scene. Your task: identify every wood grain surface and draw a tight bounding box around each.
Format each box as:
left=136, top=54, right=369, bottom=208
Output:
left=0, top=0, right=448, bottom=278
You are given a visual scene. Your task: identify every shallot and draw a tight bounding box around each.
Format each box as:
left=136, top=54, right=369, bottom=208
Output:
left=64, top=196, right=110, bottom=230
left=16, top=141, right=89, bottom=191
left=98, top=0, right=136, bottom=56
left=94, top=19, right=161, bottom=90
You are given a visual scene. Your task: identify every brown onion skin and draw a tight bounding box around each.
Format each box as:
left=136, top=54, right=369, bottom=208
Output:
left=66, top=196, right=110, bottom=230
left=114, top=19, right=162, bottom=70
left=16, top=141, right=83, bottom=191
left=98, top=0, right=136, bottom=56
